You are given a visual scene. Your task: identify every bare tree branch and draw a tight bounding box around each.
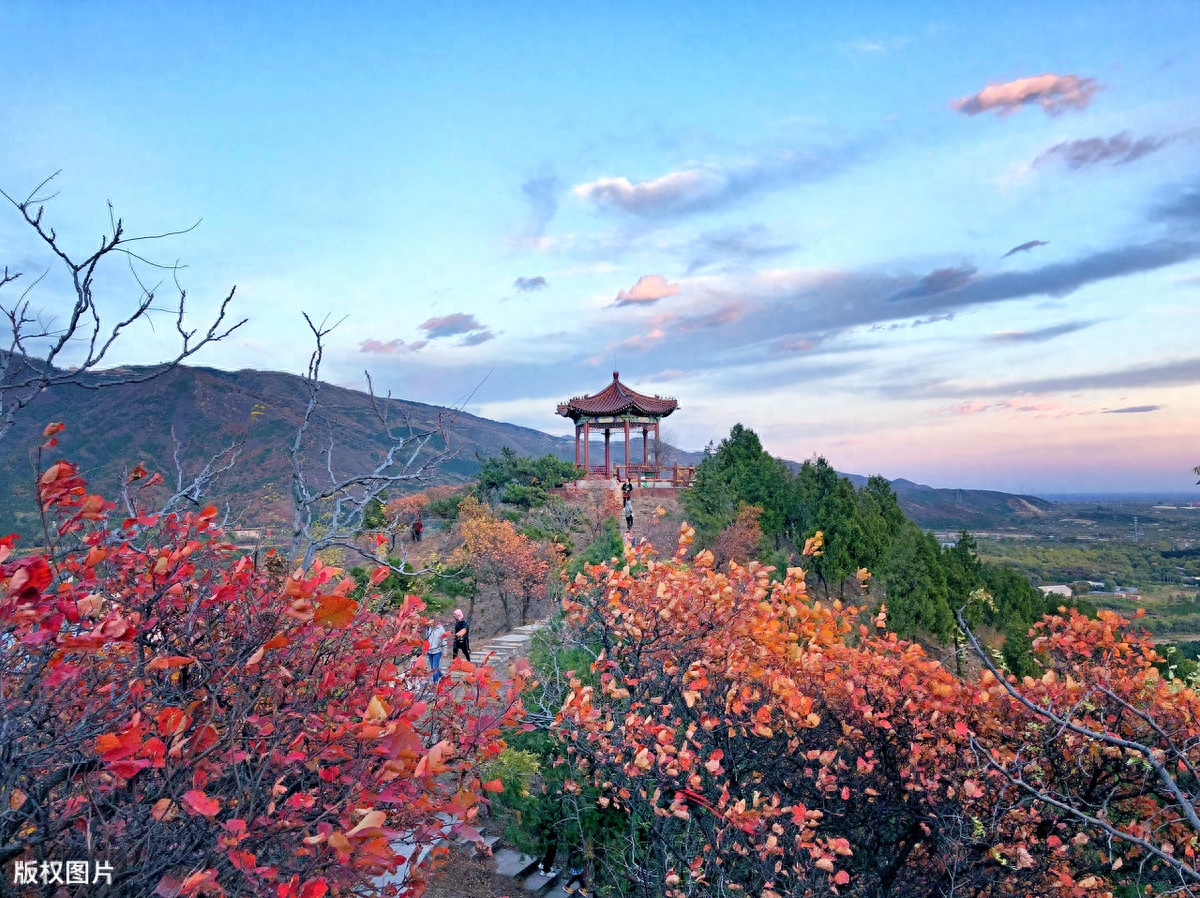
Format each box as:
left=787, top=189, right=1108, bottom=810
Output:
left=287, top=314, right=459, bottom=568
left=0, top=174, right=247, bottom=441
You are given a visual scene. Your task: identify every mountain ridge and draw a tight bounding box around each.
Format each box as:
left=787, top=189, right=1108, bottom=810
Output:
left=0, top=358, right=1051, bottom=536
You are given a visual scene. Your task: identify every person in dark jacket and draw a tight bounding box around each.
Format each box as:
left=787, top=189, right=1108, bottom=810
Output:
left=452, top=608, right=471, bottom=661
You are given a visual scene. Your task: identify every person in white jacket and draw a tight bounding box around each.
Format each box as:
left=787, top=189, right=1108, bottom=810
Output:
left=427, top=620, right=447, bottom=685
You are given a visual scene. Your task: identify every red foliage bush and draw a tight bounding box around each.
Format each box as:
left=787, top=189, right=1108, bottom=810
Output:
left=1, top=432, right=526, bottom=897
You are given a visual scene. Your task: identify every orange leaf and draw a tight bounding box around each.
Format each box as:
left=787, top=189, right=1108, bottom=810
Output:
left=151, top=798, right=181, bottom=821
left=148, top=655, right=195, bottom=671
left=328, top=832, right=352, bottom=857
left=314, top=593, right=358, bottom=629
left=481, top=779, right=504, bottom=793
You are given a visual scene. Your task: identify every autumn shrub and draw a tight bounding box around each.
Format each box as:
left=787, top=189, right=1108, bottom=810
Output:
left=451, top=496, right=559, bottom=636
left=549, top=526, right=1200, bottom=897
left=1, top=433, right=526, bottom=897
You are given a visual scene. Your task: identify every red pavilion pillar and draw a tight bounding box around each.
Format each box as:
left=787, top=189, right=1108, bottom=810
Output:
left=604, top=429, right=611, bottom=478
left=624, top=419, right=631, bottom=480
left=575, top=423, right=580, bottom=467
left=642, top=426, right=649, bottom=469
left=583, top=421, right=590, bottom=473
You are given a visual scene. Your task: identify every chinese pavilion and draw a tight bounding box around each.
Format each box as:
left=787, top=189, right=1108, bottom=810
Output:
left=557, top=371, right=679, bottom=479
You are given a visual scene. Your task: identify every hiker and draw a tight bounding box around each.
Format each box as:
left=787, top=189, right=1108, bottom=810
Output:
left=623, top=495, right=634, bottom=532
left=562, top=846, right=589, bottom=896
left=620, top=479, right=633, bottom=502
left=452, top=608, right=471, bottom=661
left=533, top=796, right=562, bottom=878
left=426, top=618, right=447, bottom=685
left=411, top=517, right=424, bottom=543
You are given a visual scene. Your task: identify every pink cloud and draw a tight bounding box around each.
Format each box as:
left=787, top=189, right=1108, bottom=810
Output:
left=419, top=313, right=486, bottom=338
left=359, top=338, right=427, bottom=354
left=994, top=398, right=1071, bottom=415
left=933, top=400, right=993, bottom=416
left=832, top=437, right=863, bottom=446
left=615, top=275, right=681, bottom=306
left=952, top=73, right=1100, bottom=117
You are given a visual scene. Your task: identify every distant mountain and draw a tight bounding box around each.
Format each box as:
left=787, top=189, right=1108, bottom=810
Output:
left=0, top=363, right=575, bottom=538
left=0, top=358, right=1051, bottom=539
left=775, top=463, right=1053, bottom=531
left=839, top=473, right=1054, bottom=531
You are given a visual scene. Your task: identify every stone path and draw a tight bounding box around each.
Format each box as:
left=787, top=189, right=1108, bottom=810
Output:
left=379, top=617, right=550, bottom=892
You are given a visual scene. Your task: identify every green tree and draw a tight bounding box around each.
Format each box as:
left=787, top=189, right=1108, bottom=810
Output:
left=855, top=475, right=906, bottom=572
left=883, top=523, right=954, bottom=639
left=682, top=424, right=791, bottom=543
left=979, top=562, right=1055, bottom=675
left=942, top=530, right=984, bottom=608
left=475, top=447, right=582, bottom=508
left=792, top=457, right=868, bottom=595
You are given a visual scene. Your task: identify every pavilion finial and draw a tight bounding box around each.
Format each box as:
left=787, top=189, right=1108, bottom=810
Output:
left=613, top=370, right=619, bottom=381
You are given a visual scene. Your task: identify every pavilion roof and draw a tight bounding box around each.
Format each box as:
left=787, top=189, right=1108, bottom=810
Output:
left=557, top=371, right=679, bottom=420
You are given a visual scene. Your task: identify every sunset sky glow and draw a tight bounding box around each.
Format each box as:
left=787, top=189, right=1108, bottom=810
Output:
left=1, top=1, right=1198, bottom=493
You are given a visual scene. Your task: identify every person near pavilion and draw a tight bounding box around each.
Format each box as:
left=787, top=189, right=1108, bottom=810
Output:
left=623, top=496, right=634, bottom=532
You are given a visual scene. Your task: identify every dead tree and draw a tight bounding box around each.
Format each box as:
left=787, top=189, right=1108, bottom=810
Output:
left=0, top=173, right=245, bottom=441
left=288, top=314, right=458, bottom=568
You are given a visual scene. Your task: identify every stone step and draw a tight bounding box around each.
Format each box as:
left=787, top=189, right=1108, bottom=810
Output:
left=523, top=868, right=561, bottom=892
left=493, top=848, right=537, bottom=878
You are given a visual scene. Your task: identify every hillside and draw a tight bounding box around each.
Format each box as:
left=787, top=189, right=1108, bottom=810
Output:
left=854, top=475, right=1054, bottom=531
left=0, top=363, right=574, bottom=538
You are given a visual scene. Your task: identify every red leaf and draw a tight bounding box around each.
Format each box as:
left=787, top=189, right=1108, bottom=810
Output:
left=298, top=880, right=329, bottom=898
left=107, top=759, right=152, bottom=779
left=182, top=788, right=220, bottom=817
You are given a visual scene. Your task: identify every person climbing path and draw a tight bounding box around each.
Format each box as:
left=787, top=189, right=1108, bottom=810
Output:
left=452, top=608, right=471, bottom=662
left=623, top=494, right=634, bottom=533
left=426, top=618, right=447, bottom=685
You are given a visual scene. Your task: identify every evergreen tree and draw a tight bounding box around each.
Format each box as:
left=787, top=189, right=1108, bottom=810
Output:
left=682, top=424, right=791, bottom=543
left=475, top=447, right=582, bottom=507
left=883, top=523, right=954, bottom=640
left=942, top=530, right=984, bottom=609
left=856, top=475, right=906, bottom=571
left=791, top=457, right=868, bottom=595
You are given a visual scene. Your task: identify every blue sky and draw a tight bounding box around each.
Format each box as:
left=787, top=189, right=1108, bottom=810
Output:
left=2, top=1, right=1198, bottom=493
